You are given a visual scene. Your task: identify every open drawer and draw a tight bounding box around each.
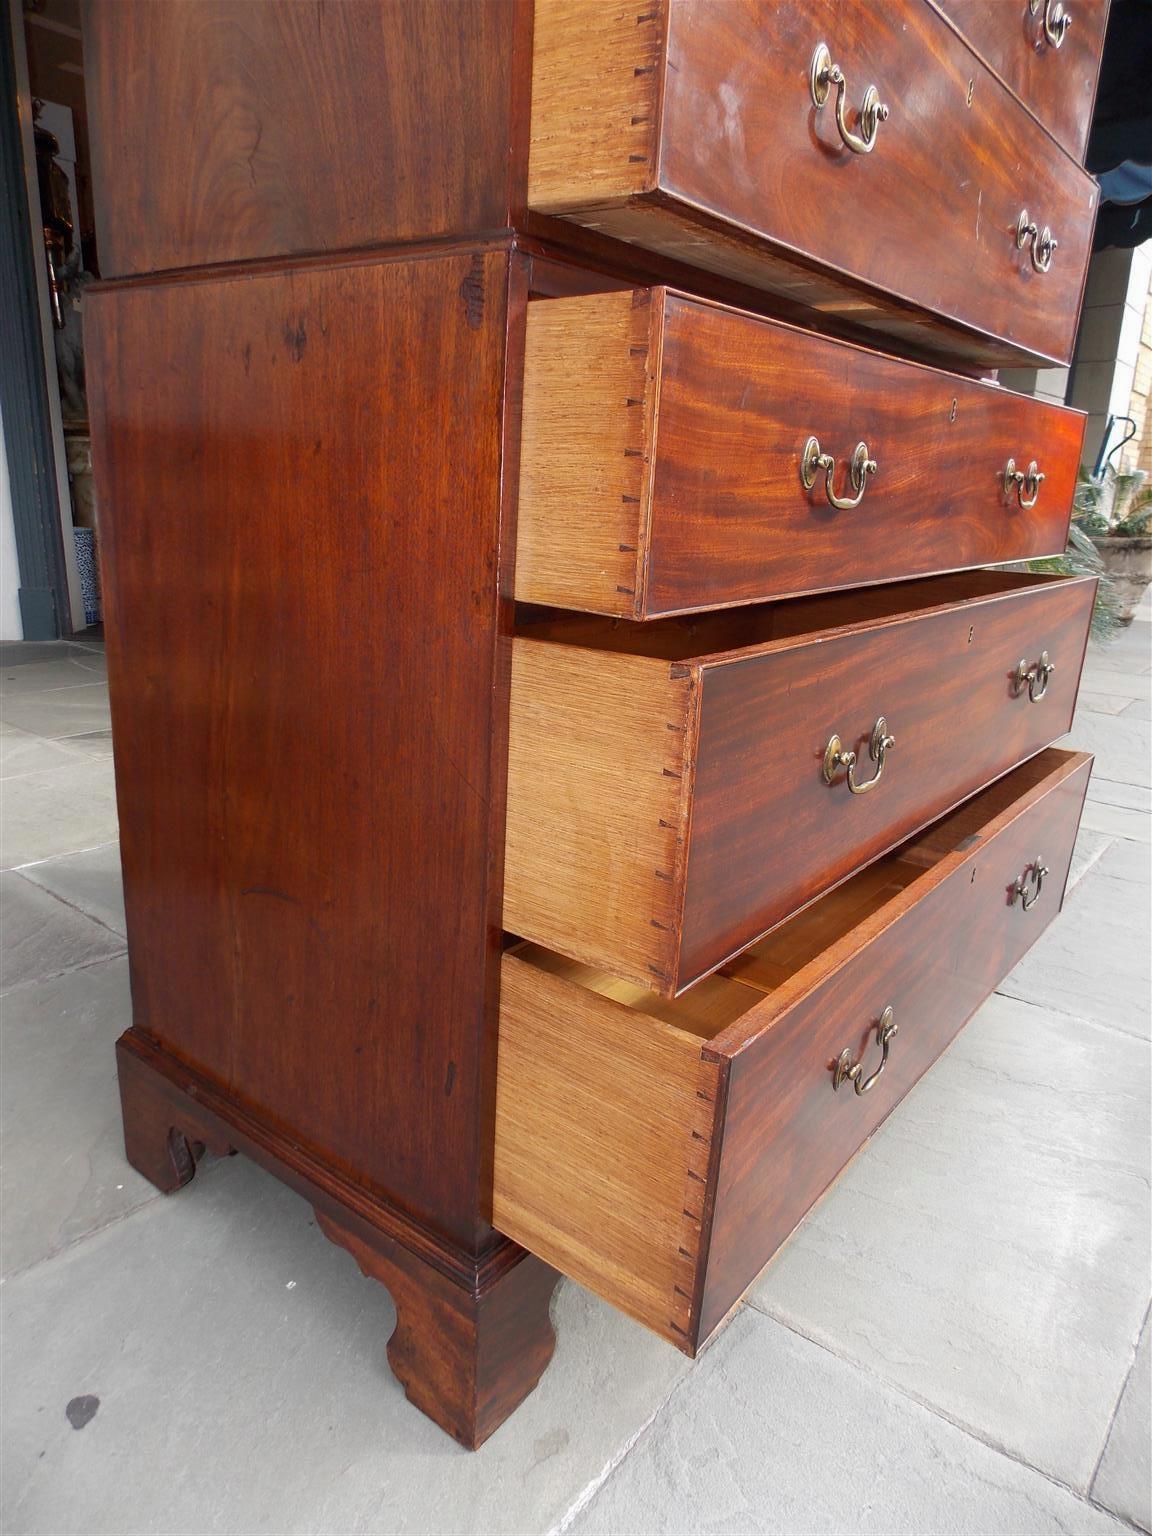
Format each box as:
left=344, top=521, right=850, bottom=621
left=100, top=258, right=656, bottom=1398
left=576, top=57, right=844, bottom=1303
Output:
left=493, top=749, right=1092, bottom=1352
left=505, top=569, right=1095, bottom=996
left=517, top=288, right=1085, bottom=619
left=528, top=0, right=1098, bottom=367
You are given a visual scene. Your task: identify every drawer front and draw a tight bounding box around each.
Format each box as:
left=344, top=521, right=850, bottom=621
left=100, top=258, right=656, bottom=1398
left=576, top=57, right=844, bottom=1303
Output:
left=518, top=288, right=1085, bottom=618
left=699, top=750, right=1092, bottom=1340
left=936, top=0, right=1110, bottom=162
left=530, top=0, right=1098, bottom=366
left=680, top=575, right=1095, bottom=983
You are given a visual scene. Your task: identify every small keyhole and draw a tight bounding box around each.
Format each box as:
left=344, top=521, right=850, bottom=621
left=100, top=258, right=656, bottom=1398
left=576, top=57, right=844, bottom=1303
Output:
left=970, top=868, right=977, bottom=883
left=966, top=80, right=975, bottom=107
left=968, top=626, right=975, bottom=645
left=949, top=398, right=958, bottom=423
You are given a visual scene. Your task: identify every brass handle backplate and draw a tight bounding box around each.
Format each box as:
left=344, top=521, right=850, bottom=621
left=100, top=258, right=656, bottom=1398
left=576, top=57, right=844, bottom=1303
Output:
left=1029, top=0, right=1072, bottom=47
left=823, top=716, right=895, bottom=794
left=1004, top=458, right=1046, bottom=509
left=834, top=1005, right=898, bottom=1094
left=801, top=435, right=878, bottom=511
left=810, top=43, right=889, bottom=154
left=1014, top=650, right=1056, bottom=701
left=1012, top=855, right=1050, bottom=911
left=1017, top=209, right=1058, bottom=273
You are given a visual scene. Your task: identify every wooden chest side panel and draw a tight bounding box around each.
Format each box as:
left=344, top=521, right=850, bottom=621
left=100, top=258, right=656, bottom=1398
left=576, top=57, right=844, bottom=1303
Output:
left=503, top=641, right=694, bottom=991
left=698, top=752, right=1092, bottom=1339
left=678, top=577, right=1095, bottom=983
left=86, top=251, right=511, bottom=1247
left=516, top=290, right=658, bottom=616
left=82, top=0, right=518, bottom=277
left=492, top=952, right=720, bottom=1347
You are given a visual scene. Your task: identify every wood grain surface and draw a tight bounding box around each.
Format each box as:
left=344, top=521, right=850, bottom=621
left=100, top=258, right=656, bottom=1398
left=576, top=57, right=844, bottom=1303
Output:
left=505, top=571, right=1095, bottom=994
left=82, top=0, right=519, bottom=276
left=493, top=949, right=720, bottom=1345
left=493, top=749, right=1092, bottom=1350
left=503, top=642, right=697, bottom=992
left=936, top=0, right=1110, bottom=162
left=87, top=249, right=514, bottom=1251
left=680, top=572, right=1095, bottom=983
left=698, top=748, right=1092, bottom=1338
left=516, top=290, right=661, bottom=615
left=517, top=287, right=1085, bottom=617
left=528, top=0, right=1098, bottom=367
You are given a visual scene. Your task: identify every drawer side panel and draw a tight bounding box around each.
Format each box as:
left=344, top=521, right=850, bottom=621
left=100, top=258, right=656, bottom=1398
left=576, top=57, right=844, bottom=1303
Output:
left=492, top=953, right=721, bottom=1346
left=517, top=290, right=659, bottom=616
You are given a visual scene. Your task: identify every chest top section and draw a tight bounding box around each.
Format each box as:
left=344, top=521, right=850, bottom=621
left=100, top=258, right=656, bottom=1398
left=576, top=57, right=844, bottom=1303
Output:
left=83, top=0, right=1105, bottom=367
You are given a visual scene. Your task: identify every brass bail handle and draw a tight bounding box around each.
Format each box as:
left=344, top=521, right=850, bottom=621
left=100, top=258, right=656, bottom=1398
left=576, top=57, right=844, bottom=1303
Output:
left=823, top=716, right=895, bottom=795
left=1017, top=209, right=1058, bottom=273
left=1013, top=855, right=1050, bottom=911
left=810, top=43, right=890, bottom=154
left=1004, top=457, right=1046, bottom=509
left=1030, top=0, right=1072, bottom=47
left=834, top=1005, right=898, bottom=1095
left=801, top=435, right=878, bottom=511
left=1014, top=650, right=1056, bottom=702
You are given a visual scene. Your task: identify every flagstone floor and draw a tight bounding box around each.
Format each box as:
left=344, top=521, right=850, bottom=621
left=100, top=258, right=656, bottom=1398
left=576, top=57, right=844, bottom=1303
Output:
left=1, top=608, right=1148, bottom=1536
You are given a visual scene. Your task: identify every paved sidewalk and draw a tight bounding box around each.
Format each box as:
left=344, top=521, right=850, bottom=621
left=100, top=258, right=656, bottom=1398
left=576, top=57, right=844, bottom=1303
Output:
left=1, top=612, right=1148, bottom=1536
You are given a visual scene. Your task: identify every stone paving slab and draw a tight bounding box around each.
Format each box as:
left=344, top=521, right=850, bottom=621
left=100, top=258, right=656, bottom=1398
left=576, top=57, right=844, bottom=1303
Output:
left=0, top=684, right=113, bottom=742
left=747, top=994, right=1152, bottom=1491
left=998, top=849, right=1151, bottom=1039
left=0, top=957, right=148, bottom=1279
left=570, top=1309, right=1131, bottom=1536
left=1092, top=1311, right=1152, bottom=1534
left=0, top=727, right=83, bottom=781
left=0, top=659, right=109, bottom=696
left=0, top=1160, right=689, bottom=1536
left=20, top=843, right=127, bottom=938
left=0, top=757, right=120, bottom=871
left=0, top=873, right=124, bottom=993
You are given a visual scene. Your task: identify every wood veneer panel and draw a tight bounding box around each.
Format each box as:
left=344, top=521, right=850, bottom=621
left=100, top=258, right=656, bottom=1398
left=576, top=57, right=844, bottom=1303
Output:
left=679, top=571, right=1095, bottom=982
left=86, top=249, right=512, bottom=1249
left=81, top=0, right=518, bottom=276
left=504, top=571, right=1095, bottom=995
left=517, top=288, right=1085, bottom=617
left=528, top=0, right=1098, bottom=367
left=936, top=0, right=1110, bottom=163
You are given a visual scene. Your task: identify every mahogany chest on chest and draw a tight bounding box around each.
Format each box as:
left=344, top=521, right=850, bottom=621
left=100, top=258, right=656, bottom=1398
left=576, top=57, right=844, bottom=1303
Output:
left=83, top=0, right=1105, bottom=1446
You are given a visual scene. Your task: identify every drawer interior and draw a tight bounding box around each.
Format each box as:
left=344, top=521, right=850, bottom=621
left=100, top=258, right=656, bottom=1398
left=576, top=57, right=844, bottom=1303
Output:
left=507, top=747, right=1068, bottom=1045
left=516, top=569, right=1075, bottom=660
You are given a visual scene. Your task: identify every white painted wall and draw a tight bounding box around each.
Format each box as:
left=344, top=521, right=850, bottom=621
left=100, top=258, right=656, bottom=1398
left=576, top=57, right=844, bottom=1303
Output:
left=0, top=406, right=24, bottom=640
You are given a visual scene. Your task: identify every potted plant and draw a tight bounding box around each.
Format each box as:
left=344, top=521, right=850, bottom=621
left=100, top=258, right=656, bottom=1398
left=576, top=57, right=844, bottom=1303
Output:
left=1074, top=468, right=1152, bottom=625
